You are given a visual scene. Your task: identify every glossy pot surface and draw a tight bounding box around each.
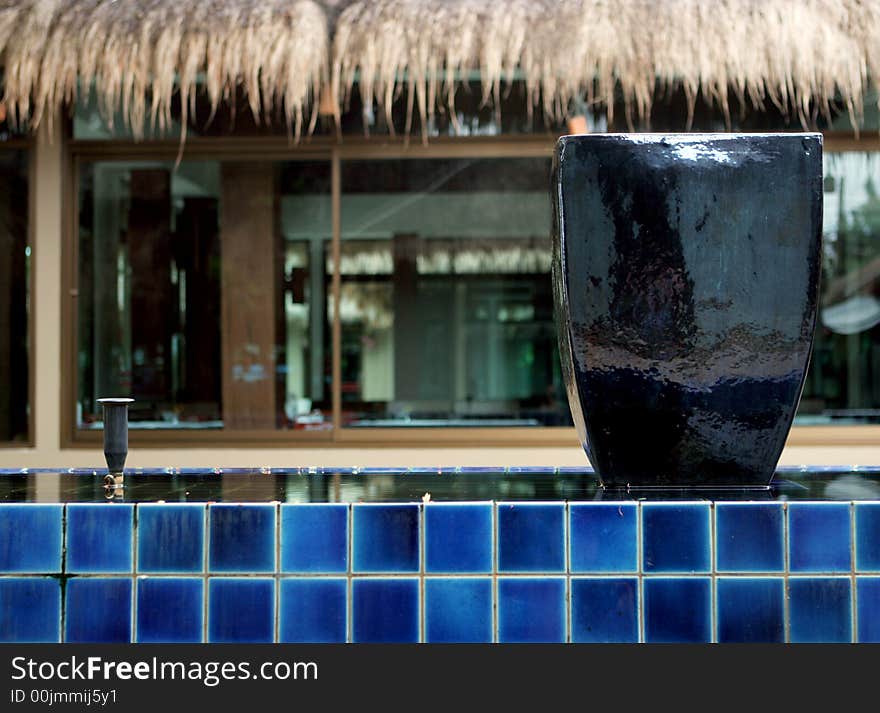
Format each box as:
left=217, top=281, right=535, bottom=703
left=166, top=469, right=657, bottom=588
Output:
left=552, top=133, right=822, bottom=487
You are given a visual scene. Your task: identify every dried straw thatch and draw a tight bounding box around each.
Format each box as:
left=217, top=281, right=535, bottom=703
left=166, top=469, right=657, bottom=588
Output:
left=1, top=0, right=879, bottom=141
left=0, top=0, right=329, bottom=141
left=333, top=0, right=880, bottom=137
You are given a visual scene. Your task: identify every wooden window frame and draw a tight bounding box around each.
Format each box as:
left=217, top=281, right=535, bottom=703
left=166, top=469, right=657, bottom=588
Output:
left=60, top=131, right=880, bottom=448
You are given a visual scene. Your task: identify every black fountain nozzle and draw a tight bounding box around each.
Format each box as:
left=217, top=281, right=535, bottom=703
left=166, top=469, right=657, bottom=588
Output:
left=98, top=398, right=133, bottom=497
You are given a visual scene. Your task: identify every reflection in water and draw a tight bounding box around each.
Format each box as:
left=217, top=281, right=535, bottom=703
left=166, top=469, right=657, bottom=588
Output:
left=824, top=474, right=880, bottom=500
left=1, top=467, right=880, bottom=503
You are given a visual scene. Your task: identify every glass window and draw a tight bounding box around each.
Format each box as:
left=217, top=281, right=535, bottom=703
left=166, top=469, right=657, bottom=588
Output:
left=798, top=152, right=880, bottom=424
left=0, top=150, right=29, bottom=442
left=339, top=157, right=571, bottom=428
left=77, top=159, right=331, bottom=431
left=71, top=79, right=568, bottom=141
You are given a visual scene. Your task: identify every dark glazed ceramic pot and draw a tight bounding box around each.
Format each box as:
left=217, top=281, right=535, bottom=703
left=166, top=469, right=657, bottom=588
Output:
left=552, top=134, right=822, bottom=488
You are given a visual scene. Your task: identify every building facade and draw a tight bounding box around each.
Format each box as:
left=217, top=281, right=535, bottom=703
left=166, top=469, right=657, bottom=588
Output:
left=1, top=0, right=880, bottom=467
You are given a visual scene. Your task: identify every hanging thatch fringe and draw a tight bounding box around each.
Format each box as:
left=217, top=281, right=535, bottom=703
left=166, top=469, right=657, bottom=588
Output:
left=0, top=0, right=328, bottom=141
left=333, top=0, right=878, bottom=137
left=1, top=0, right=879, bottom=140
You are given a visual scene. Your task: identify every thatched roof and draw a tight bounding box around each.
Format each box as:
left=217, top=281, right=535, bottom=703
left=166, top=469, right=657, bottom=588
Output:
left=0, top=0, right=877, bottom=140
left=0, top=0, right=329, bottom=140
left=333, top=0, right=876, bottom=137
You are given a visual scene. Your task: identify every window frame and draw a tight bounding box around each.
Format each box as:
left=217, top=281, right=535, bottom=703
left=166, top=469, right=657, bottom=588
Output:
left=0, top=137, right=34, bottom=447
left=61, top=131, right=880, bottom=448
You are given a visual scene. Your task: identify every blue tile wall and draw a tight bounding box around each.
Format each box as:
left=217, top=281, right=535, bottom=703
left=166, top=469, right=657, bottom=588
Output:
left=855, top=503, right=880, bottom=572
left=425, top=503, right=492, bottom=573
left=209, top=505, right=275, bottom=573
left=281, top=505, right=348, bottom=573
left=643, top=503, right=710, bottom=573
left=5, top=499, right=880, bottom=642
left=716, top=503, right=784, bottom=572
left=138, top=504, right=204, bottom=573
left=497, top=503, right=564, bottom=572
left=0, top=505, right=63, bottom=573
left=498, top=578, right=566, bottom=643
left=0, top=578, right=60, bottom=642
left=280, top=579, right=347, bottom=643
left=137, top=578, right=203, bottom=643
left=571, top=578, right=638, bottom=643
left=208, top=578, right=275, bottom=643
left=352, top=578, right=419, bottom=643
left=642, top=577, right=712, bottom=644
left=425, top=578, right=493, bottom=643
left=644, top=578, right=712, bottom=643
left=857, top=577, right=880, bottom=643
left=570, top=503, right=637, bottom=573
left=67, top=504, right=133, bottom=573
left=788, top=503, right=851, bottom=573
left=716, top=578, right=785, bottom=643
left=65, top=578, right=132, bottom=643
left=789, top=577, right=852, bottom=643
left=353, top=505, right=419, bottom=573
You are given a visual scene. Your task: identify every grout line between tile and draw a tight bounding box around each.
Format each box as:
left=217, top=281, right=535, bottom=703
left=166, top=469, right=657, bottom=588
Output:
left=637, top=502, right=644, bottom=643
left=60, top=504, right=67, bottom=643
left=783, top=502, right=790, bottom=643
left=564, top=501, right=570, bottom=643
left=347, top=503, right=353, bottom=643
left=492, top=501, right=498, bottom=643
left=275, top=502, right=280, bottom=644
left=710, top=502, right=716, bottom=643
left=417, top=504, right=427, bottom=643
left=851, top=502, right=857, bottom=643
left=131, top=505, right=137, bottom=643
left=203, top=503, right=209, bottom=643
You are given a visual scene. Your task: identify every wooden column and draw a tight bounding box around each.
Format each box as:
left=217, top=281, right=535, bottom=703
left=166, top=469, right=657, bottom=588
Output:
left=220, top=163, right=277, bottom=429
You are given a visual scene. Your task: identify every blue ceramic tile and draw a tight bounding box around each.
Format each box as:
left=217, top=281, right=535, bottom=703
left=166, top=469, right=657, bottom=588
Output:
left=642, top=503, right=710, bottom=573
left=208, top=505, right=275, bottom=573
left=425, top=503, right=492, bottom=573
left=497, top=503, right=564, bottom=573
left=789, top=577, right=852, bottom=643
left=425, top=578, right=492, bottom=643
left=571, top=578, right=638, bottom=643
left=788, top=503, right=851, bottom=573
left=65, top=578, right=132, bottom=643
left=66, top=504, right=133, bottom=573
left=137, top=504, right=205, bottom=573
left=280, top=579, right=347, bottom=643
left=352, top=578, right=419, bottom=643
left=857, top=577, right=880, bottom=642
left=0, top=505, right=63, bottom=573
left=715, top=503, right=784, bottom=572
left=570, top=503, right=637, bottom=573
left=136, top=578, right=203, bottom=643
left=281, top=505, right=348, bottom=573
left=497, top=578, right=566, bottom=643
left=716, top=578, right=784, bottom=643
left=208, top=578, right=274, bottom=643
left=352, top=505, right=419, bottom=573
left=855, top=503, right=880, bottom=571
left=0, top=578, right=60, bottom=642
left=643, top=578, right=711, bottom=643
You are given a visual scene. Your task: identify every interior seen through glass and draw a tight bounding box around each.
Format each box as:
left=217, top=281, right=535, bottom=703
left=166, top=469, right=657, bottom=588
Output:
left=73, top=150, right=880, bottom=431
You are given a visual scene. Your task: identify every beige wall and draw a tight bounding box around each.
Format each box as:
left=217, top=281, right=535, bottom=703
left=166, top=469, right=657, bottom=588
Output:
left=2, top=125, right=878, bottom=471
